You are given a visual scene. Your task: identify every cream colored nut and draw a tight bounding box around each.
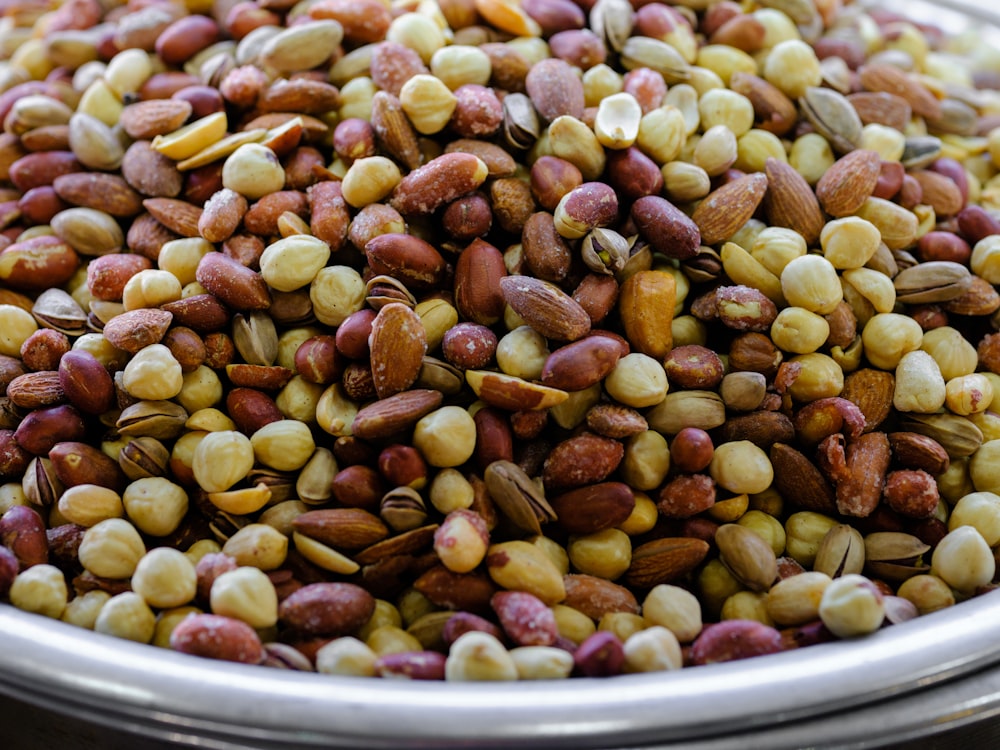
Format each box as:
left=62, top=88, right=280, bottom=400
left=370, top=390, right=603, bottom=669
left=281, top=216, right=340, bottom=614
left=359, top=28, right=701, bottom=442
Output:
left=693, top=124, right=738, bottom=177
left=69, top=112, right=123, bottom=171
left=316, top=636, right=378, bottom=677
left=765, top=571, right=832, bottom=626
left=414, top=298, right=458, bottom=353
left=430, top=45, right=492, bottom=89
left=621, top=430, right=670, bottom=491
left=785, top=511, right=839, bottom=568
left=737, top=510, right=786, bottom=557
left=429, top=468, right=474, bottom=514
left=551, top=604, right=597, bottom=645
left=623, top=626, right=683, bottom=673
left=893, top=350, right=946, bottom=414
left=259, top=20, right=343, bottom=73
left=550, top=384, right=601, bottom=430
left=192, top=430, right=255, bottom=493
left=618, top=492, right=658, bottom=536
left=209, top=566, right=278, bottom=629
left=208, top=483, right=272, bottom=517
left=786, top=352, right=844, bottom=401
left=9, top=564, right=68, bottom=619
left=861, top=313, right=924, bottom=370
left=487, top=540, right=566, bottom=605
left=123, top=477, right=188, bottom=537
left=78, top=518, right=146, bottom=579
left=152, top=112, right=228, bottom=161
left=293, top=532, right=360, bottom=575
left=222, top=143, right=285, bottom=200
left=720, top=591, right=773, bottom=625
left=316, top=383, right=358, bottom=437
left=510, top=646, right=575, bottom=680
left=445, top=631, right=518, bottom=682
left=789, top=133, right=835, bottom=186
left=7, top=94, right=72, bottom=134
left=338, top=75, right=377, bottom=120
left=818, top=574, right=885, bottom=639
left=104, top=47, right=153, bottom=98
left=971, top=440, right=1000, bottom=495
left=122, top=269, right=183, bottom=310
left=568, top=528, right=632, bottom=581
left=61, top=590, right=111, bottom=630
left=310, top=266, right=366, bottom=327
left=158, top=238, right=213, bottom=288
left=855, top=198, right=918, bottom=251
left=548, top=115, right=606, bottom=181
left=896, top=574, right=956, bottom=615
left=250, top=419, right=315, bottom=472
left=413, top=406, right=477, bottom=467
left=341, top=157, right=402, bottom=209
left=386, top=11, right=447, bottom=63
left=356, top=600, right=403, bottom=642
left=841, top=267, right=896, bottom=314
left=735, top=129, right=786, bottom=173
left=945, top=374, right=993, bottom=416
left=642, top=584, right=702, bottom=642
left=763, top=40, right=822, bottom=99
left=77, top=79, right=124, bottom=127
left=663, top=84, right=700, bottom=135
left=710, top=440, right=773, bottom=495
left=131, top=547, right=197, bottom=609
left=637, top=105, right=686, bottom=164
left=921, top=327, right=978, bottom=381
left=94, top=591, right=156, bottom=644
left=495, top=326, right=549, bottom=380
left=256, top=235, right=330, bottom=293
left=365, top=625, right=422, bottom=657
left=0, top=305, right=38, bottom=357
left=259, top=500, right=308, bottom=535
left=73, top=333, right=128, bottom=370
left=671, top=315, right=708, bottom=348
left=820, top=217, right=881, bottom=270
left=695, top=44, right=757, bottom=86
left=697, top=559, right=743, bottom=618
left=604, top=352, right=669, bottom=408
left=931, top=526, right=996, bottom=594
left=770, top=307, right=830, bottom=355
left=184, top=539, right=221, bottom=567
left=698, top=89, right=754, bottom=137
left=57, top=484, right=124, bottom=527
left=594, top=92, right=642, bottom=150
left=178, top=366, right=223, bottom=414
left=275, top=375, right=323, bottom=423
left=949, top=492, right=1000, bottom=546
left=400, top=74, right=457, bottom=135
left=221, top=523, right=288, bottom=570
left=123, top=344, right=184, bottom=401
left=583, top=63, right=624, bottom=108
left=599, top=612, right=646, bottom=642
left=661, top=161, right=711, bottom=202
left=780, top=254, right=842, bottom=315
left=859, top=123, right=906, bottom=162
left=971, top=236, right=1000, bottom=284
left=152, top=606, right=203, bottom=649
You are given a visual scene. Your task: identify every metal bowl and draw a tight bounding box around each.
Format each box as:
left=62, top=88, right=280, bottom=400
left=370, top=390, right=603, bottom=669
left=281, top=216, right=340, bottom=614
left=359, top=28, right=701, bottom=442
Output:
left=3, top=1, right=1000, bottom=748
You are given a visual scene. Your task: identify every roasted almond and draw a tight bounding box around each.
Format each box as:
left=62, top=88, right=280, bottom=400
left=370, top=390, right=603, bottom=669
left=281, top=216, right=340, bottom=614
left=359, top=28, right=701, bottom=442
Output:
left=692, top=172, right=768, bottom=245
left=815, top=149, right=881, bottom=218
left=763, top=157, right=825, bottom=245
left=368, top=303, right=427, bottom=398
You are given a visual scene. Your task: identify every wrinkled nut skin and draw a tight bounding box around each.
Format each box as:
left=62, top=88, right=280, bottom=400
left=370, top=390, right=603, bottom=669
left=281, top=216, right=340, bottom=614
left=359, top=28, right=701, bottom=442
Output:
left=278, top=582, right=376, bottom=637
left=630, top=196, right=701, bottom=260
left=169, top=613, right=265, bottom=664
left=689, top=620, right=785, bottom=666
left=491, top=591, right=559, bottom=647
left=542, top=433, right=624, bottom=491
left=196, top=252, right=271, bottom=311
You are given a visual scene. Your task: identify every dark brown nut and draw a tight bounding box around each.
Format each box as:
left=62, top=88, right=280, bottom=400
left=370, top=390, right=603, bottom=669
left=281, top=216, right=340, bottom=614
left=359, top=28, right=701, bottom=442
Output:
left=120, top=100, right=193, bottom=140
left=630, top=195, right=700, bottom=260
left=293, top=509, right=388, bottom=551
left=728, top=332, right=783, bottom=377
left=294, top=336, right=343, bottom=385
left=492, top=590, right=558, bottom=647
left=769, top=443, right=838, bottom=514
left=0, top=236, right=79, bottom=292
left=0, top=505, right=49, bottom=569
left=540, top=336, right=622, bottom=392
left=521, top=211, right=572, bottom=282
left=226, top=388, right=283, bottom=435
left=0, top=545, right=18, bottom=596
left=730, top=72, right=797, bottom=136
left=858, top=63, right=942, bottom=120
left=657, top=474, right=717, bottom=519
left=351, top=390, right=443, bottom=441
left=244, top=191, right=309, bottom=237
left=169, top=613, right=265, bottom=664
left=308, top=181, right=350, bottom=251
left=195, top=252, right=271, bottom=311
left=958, top=205, right=1000, bottom=244
left=500, top=275, right=592, bottom=342
left=664, top=345, right=725, bottom=389
left=816, top=149, right=881, bottom=217
left=763, top=158, right=825, bottom=245
left=9, top=151, right=82, bottom=193
left=57, top=350, right=114, bottom=416
left=442, top=323, right=497, bottom=370
left=689, top=620, right=784, bottom=665
left=14, top=404, right=86, bottom=456
left=548, top=483, right=634, bottom=535
left=390, top=153, right=488, bottom=216
left=6, top=372, right=64, bottom=410
left=669, top=427, right=715, bottom=473
left=160, top=294, right=230, bottom=333
left=278, top=582, right=375, bottom=637
left=101, top=309, right=173, bottom=354
left=49, top=441, right=122, bottom=490
left=883, top=470, right=939, bottom=519
left=542, top=433, right=623, bottom=491
left=887, top=432, right=950, bottom=475
left=198, top=189, right=247, bottom=244
left=53, top=173, right=145, bottom=216
left=87, top=254, right=153, bottom=302
left=625, top=537, right=711, bottom=590
left=831, top=431, right=892, bottom=518
left=365, top=233, right=447, bottom=291
left=604, top=146, right=664, bottom=202
left=454, top=238, right=507, bottom=327
left=442, top=193, right=492, bottom=241
left=561, top=573, right=639, bottom=620
left=574, top=631, right=624, bottom=677
left=692, top=173, right=768, bottom=246
left=20, top=329, right=70, bottom=372
left=414, top=566, right=497, bottom=614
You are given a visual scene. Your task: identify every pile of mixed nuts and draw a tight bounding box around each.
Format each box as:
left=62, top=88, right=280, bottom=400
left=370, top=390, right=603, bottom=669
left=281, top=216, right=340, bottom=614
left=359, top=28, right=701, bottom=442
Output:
left=1, top=0, right=1000, bottom=681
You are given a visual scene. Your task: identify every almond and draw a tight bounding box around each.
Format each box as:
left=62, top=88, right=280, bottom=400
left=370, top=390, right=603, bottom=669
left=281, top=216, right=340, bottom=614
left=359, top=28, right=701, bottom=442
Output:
left=763, top=157, right=825, bottom=245
left=143, top=197, right=203, bottom=237
left=195, top=252, right=271, bottom=312
left=910, top=171, right=964, bottom=217
left=815, top=149, right=881, bottom=217
left=120, top=99, right=194, bottom=140
left=562, top=573, right=639, bottom=619
left=120, top=141, right=183, bottom=199
left=769, top=443, right=838, bottom=514
left=858, top=63, right=942, bottom=121
left=6, top=371, right=64, bottom=409
left=624, top=537, right=710, bottom=589
left=101, top=308, right=173, bottom=353
left=730, top=72, right=797, bottom=135
left=499, top=275, right=592, bottom=341
left=692, top=172, right=768, bottom=245
left=370, top=91, right=421, bottom=171
left=840, top=368, right=895, bottom=431
left=292, top=508, right=389, bottom=551
left=368, top=303, right=427, bottom=398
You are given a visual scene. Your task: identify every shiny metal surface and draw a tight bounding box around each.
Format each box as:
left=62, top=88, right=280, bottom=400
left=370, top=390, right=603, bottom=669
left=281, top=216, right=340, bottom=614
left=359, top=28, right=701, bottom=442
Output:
left=1, top=592, right=1000, bottom=749
left=3, top=0, right=1000, bottom=748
